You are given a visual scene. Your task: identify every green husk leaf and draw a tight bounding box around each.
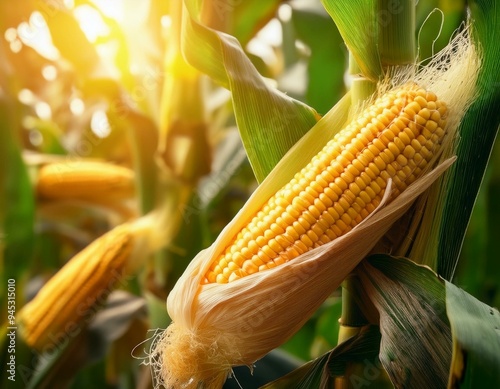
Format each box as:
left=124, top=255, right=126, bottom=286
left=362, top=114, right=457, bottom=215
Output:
left=446, top=283, right=500, bottom=388
left=221, top=91, right=351, bottom=209
left=182, top=0, right=319, bottom=182
left=321, top=0, right=381, bottom=80
left=437, top=0, right=500, bottom=279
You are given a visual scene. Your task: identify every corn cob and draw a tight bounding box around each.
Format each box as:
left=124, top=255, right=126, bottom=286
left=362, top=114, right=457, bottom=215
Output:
left=204, top=84, right=447, bottom=284
left=18, top=224, right=133, bottom=351
left=36, top=161, right=135, bottom=201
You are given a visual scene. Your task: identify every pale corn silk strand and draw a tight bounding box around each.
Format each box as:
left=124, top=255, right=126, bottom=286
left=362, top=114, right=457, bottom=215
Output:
left=146, top=30, right=480, bottom=389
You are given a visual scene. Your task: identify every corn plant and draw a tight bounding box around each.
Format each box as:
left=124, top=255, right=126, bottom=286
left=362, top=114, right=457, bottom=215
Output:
left=1, top=0, right=499, bottom=388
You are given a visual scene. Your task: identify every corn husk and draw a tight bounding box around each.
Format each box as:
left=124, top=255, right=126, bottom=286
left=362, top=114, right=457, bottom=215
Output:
left=149, top=30, right=480, bottom=389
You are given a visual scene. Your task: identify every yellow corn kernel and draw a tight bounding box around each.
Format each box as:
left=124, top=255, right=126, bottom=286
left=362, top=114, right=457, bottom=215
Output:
left=17, top=224, right=134, bottom=351
left=36, top=161, right=135, bottom=201
left=204, top=84, right=447, bottom=284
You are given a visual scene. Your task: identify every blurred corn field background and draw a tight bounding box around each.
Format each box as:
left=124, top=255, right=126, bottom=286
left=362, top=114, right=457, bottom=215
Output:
left=0, top=0, right=499, bottom=388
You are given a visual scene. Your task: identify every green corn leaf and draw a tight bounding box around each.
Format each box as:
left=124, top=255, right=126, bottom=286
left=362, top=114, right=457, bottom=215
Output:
left=232, top=0, right=283, bottom=46
left=455, top=138, right=500, bottom=308
left=326, top=325, right=391, bottom=388
left=228, top=350, right=302, bottom=388
left=321, top=0, right=381, bottom=80
left=0, top=324, right=32, bottom=389
left=264, top=326, right=390, bottom=389
left=358, top=255, right=451, bottom=389
left=261, top=352, right=331, bottom=389
left=0, top=96, right=35, bottom=317
left=182, top=0, right=319, bottom=182
left=323, top=0, right=418, bottom=78
left=437, top=0, right=500, bottom=280
left=357, top=255, right=500, bottom=389
left=446, top=282, right=500, bottom=388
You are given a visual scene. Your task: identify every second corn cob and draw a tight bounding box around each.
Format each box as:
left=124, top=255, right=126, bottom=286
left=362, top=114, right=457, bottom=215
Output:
left=36, top=161, right=135, bottom=201
left=205, top=83, right=447, bottom=284
left=18, top=224, right=134, bottom=351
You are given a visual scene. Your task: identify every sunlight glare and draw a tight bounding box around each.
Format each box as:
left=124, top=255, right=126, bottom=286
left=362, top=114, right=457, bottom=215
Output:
left=4, top=28, right=22, bottom=53
left=91, top=0, right=125, bottom=23
left=18, top=89, right=36, bottom=105
left=91, top=110, right=111, bottom=138
left=74, top=5, right=111, bottom=43
left=77, top=0, right=152, bottom=78
left=17, top=12, right=59, bottom=60
left=42, top=65, right=58, bottom=81
left=10, top=40, right=22, bottom=53
left=278, top=4, right=292, bottom=23
left=161, top=15, right=172, bottom=29
left=35, top=102, right=52, bottom=120
left=4, top=28, right=17, bottom=42
left=246, top=19, right=282, bottom=66
left=257, top=18, right=282, bottom=47
left=70, top=98, right=85, bottom=116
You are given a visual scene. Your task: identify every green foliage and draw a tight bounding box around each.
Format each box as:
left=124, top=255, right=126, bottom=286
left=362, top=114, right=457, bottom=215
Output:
left=446, top=282, right=500, bottom=387
left=0, top=97, right=35, bottom=311
left=289, top=2, right=346, bottom=113
left=182, top=0, right=319, bottom=182
left=437, top=0, right=500, bottom=280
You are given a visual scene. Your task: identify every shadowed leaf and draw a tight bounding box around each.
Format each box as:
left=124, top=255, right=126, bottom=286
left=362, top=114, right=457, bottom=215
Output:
left=358, top=256, right=451, bottom=389
left=261, top=353, right=330, bottom=389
